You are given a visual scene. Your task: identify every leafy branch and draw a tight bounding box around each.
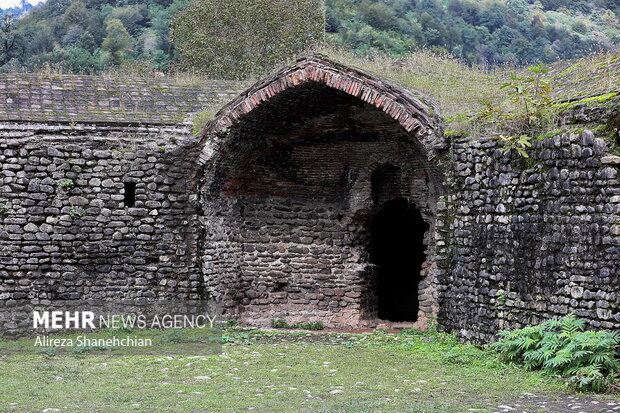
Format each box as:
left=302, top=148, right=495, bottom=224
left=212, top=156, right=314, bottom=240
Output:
left=500, top=63, right=553, bottom=128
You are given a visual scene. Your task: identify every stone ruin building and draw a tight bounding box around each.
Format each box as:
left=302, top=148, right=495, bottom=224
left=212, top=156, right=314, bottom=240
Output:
left=1, top=56, right=619, bottom=341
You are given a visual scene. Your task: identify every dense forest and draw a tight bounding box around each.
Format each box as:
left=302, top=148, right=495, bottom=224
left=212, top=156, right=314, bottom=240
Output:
left=327, top=0, right=620, bottom=65
left=0, top=0, right=618, bottom=76
left=0, top=0, right=189, bottom=74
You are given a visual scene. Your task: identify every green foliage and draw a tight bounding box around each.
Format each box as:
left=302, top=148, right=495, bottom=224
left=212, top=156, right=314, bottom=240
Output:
left=0, top=0, right=190, bottom=74
left=58, top=178, right=74, bottom=189
left=220, top=332, right=252, bottom=344
left=494, top=134, right=533, bottom=158
left=471, top=64, right=555, bottom=157
left=35, top=346, right=57, bottom=357
left=163, top=329, right=185, bottom=343
left=490, top=314, right=620, bottom=392
left=495, top=290, right=507, bottom=306
left=70, top=345, right=93, bottom=356
left=0, top=204, right=8, bottom=214
left=69, top=206, right=84, bottom=217
left=270, top=319, right=325, bottom=331
left=500, top=64, right=553, bottom=128
left=0, top=14, right=19, bottom=66
left=327, top=0, right=620, bottom=66
left=271, top=319, right=291, bottom=329
left=101, top=18, right=132, bottom=67
left=170, top=0, right=324, bottom=79
left=2, top=0, right=619, bottom=75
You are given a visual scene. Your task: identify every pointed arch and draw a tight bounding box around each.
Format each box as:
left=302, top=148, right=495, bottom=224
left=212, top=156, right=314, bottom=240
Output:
left=197, top=55, right=444, bottom=165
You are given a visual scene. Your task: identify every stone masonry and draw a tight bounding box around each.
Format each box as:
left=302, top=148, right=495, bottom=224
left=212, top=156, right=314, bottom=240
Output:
left=1, top=57, right=619, bottom=341
left=436, top=130, right=620, bottom=341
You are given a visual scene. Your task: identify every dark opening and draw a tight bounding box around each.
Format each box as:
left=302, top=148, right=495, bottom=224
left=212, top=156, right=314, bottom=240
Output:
left=369, top=198, right=428, bottom=322
left=124, top=182, right=136, bottom=207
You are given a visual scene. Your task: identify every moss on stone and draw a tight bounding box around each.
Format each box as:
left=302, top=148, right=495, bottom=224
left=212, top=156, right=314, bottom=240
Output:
left=190, top=107, right=220, bottom=136
left=553, top=92, right=619, bottom=111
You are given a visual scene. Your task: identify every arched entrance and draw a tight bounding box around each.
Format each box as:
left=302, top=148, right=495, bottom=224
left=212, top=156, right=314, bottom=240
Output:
left=369, top=198, right=429, bottom=322
left=196, top=56, right=445, bottom=328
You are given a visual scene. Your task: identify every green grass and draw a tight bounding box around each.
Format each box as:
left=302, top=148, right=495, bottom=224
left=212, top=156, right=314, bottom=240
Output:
left=185, top=48, right=619, bottom=134
left=190, top=107, right=222, bottom=135
left=0, top=327, right=591, bottom=412
left=315, top=46, right=508, bottom=120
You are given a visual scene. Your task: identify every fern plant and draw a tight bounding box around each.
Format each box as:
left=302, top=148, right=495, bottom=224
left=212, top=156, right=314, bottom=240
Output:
left=490, top=314, right=620, bottom=393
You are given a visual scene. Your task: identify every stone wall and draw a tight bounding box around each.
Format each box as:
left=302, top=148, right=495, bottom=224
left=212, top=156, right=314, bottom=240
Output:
left=200, top=144, right=437, bottom=327
left=437, top=130, right=620, bottom=342
left=2, top=66, right=619, bottom=342
left=0, top=122, right=201, bottom=334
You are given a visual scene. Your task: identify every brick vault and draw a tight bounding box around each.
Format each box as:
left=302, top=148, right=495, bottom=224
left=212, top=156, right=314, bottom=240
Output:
left=196, top=56, right=447, bottom=328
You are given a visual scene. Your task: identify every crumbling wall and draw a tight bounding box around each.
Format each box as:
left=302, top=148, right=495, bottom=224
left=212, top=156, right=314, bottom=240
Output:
left=200, top=137, right=440, bottom=327
left=438, top=130, right=620, bottom=341
left=198, top=81, right=445, bottom=328
left=0, top=122, right=201, bottom=334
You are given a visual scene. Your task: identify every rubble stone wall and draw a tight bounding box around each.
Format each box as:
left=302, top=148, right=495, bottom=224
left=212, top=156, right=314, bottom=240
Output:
left=437, top=131, right=620, bottom=342
left=199, top=134, right=442, bottom=328
left=2, top=63, right=619, bottom=341
left=0, top=122, right=201, bottom=334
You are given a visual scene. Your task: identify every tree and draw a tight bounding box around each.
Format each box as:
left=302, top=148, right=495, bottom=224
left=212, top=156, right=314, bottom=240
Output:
left=106, top=5, right=149, bottom=36
left=62, top=0, right=89, bottom=29
left=0, top=14, right=21, bottom=65
left=63, top=25, right=85, bottom=45
left=43, top=0, right=72, bottom=18
left=170, top=0, right=325, bottom=79
left=101, top=18, right=132, bottom=67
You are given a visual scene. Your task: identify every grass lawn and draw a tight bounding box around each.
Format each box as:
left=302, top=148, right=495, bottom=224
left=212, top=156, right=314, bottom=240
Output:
left=0, top=327, right=612, bottom=412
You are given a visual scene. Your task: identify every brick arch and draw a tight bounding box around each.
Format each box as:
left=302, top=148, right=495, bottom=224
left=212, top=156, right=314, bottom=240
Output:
left=196, top=56, right=447, bottom=329
left=197, top=55, right=445, bottom=165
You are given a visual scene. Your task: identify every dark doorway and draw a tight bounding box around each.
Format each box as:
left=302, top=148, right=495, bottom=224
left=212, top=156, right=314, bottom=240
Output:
left=369, top=198, right=428, bottom=322
left=124, top=182, right=136, bottom=207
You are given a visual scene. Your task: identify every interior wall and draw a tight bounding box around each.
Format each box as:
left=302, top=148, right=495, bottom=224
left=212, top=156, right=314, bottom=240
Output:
left=199, top=83, right=444, bottom=328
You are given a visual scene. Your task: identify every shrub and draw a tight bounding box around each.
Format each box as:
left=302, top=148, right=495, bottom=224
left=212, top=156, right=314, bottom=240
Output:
left=494, top=134, right=533, bottom=158
left=500, top=63, right=553, bottom=129
left=473, top=64, right=555, bottom=158
left=299, top=321, right=325, bottom=331
left=490, top=314, right=620, bottom=392
left=71, top=345, right=93, bottom=356
left=271, top=319, right=288, bottom=329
